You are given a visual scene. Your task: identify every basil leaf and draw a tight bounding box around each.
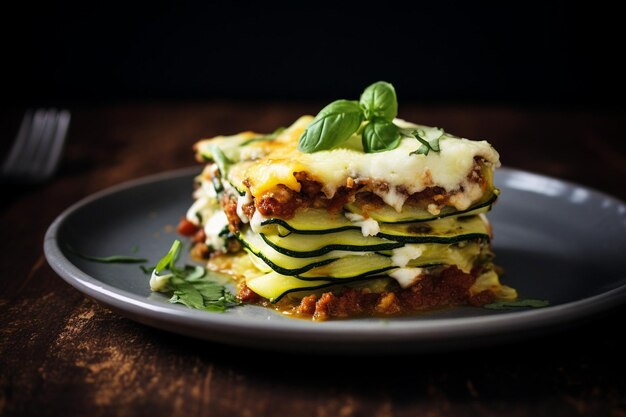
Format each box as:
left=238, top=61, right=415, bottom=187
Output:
left=298, top=100, right=363, bottom=152
left=362, top=120, right=401, bottom=153
left=359, top=81, right=398, bottom=121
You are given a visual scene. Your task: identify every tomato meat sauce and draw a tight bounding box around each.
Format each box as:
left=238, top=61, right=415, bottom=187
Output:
left=237, top=266, right=495, bottom=321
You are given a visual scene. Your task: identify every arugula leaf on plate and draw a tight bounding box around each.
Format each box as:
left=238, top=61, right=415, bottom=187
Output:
left=67, top=244, right=148, bottom=264
left=149, top=240, right=240, bottom=312
left=483, top=299, right=550, bottom=310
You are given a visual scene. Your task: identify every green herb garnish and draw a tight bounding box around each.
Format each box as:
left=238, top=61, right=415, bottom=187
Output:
left=407, top=128, right=444, bottom=156
left=360, top=81, right=398, bottom=121
left=298, top=81, right=441, bottom=155
left=362, top=119, right=401, bottom=153
left=298, top=100, right=364, bottom=152
left=239, top=126, right=286, bottom=146
left=67, top=245, right=148, bottom=264
left=209, top=144, right=233, bottom=177
left=483, top=299, right=550, bottom=310
left=140, top=265, right=155, bottom=274
left=149, top=240, right=240, bottom=312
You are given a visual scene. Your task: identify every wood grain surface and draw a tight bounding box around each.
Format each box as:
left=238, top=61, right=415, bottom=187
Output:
left=1, top=102, right=625, bottom=417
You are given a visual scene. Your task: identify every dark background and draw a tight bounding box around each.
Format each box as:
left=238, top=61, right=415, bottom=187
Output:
left=2, top=4, right=626, bottom=416
left=3, top=2, right=624, bottom=107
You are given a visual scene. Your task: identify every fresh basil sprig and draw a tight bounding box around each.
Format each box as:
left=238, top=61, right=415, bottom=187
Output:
left=362, top=119, right=401, bottom=153
left=298, top=100, right=363, bottom=152
left=298, top=81, right=445, bottom=155
left=298, top=81, right=401, bottom=153
left=359, top=81, right=398, bottom=121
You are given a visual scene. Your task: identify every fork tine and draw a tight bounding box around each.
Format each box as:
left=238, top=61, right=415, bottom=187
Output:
left=29, top=109, right=60, bottom=179
left=12, top=109, right=48, bottom=178
left=2, top=109, right=71, bottom=183
left=1, top=110, right=34, bottom=175
left=41, top=110, right=70, bottom=179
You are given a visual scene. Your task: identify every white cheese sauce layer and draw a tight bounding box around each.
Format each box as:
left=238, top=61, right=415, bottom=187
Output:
left=345, top=213, right=380, bottom=237
left=391, top=244, right=426, bottom=267
left=204, top=211, right=229, bottom=251
left=389, top=268, right=424, bottom=288
left=291, top=128, right=498, bottom=197
left=224, top=117, right=500, bottom=212
left=236, top=192, right=252, bottom=223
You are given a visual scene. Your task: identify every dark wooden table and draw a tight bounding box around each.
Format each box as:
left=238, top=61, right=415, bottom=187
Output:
left=1, top=102, right=625, bottom=417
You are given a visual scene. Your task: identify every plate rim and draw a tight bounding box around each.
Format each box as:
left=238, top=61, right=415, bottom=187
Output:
left=43, top=167, right=626, bottom=350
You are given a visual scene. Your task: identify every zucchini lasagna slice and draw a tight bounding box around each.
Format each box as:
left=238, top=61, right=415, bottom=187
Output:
left=179, top=116, right=516, bottom=319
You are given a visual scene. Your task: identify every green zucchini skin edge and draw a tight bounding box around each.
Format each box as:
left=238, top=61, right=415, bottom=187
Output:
left=269, top=278, right=358, bottom=303
left=259, top=233, right=404, bottom=257
left=375, top=232, right=490, bottom=244
left=270, top=275, right=403, bottom=303
left=260, top=194, right=498, bottom=234
left=237, top=236, right=339, bottom=275
left=295, top=266, right=397, bottom=282
left=270, top=263, right=444, bottom=302
left=260, top=232, right=490, bottom=257
left=260, top=219, right=356, bottom=235
left=345, top=192, right=498, bottom=224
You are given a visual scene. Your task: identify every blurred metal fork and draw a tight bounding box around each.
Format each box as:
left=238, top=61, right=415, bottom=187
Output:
left=1, top=109, right=71, bottom=184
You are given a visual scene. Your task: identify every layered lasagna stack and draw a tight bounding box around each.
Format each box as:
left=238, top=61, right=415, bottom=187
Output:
left=181, top=116, right=516, bottom=319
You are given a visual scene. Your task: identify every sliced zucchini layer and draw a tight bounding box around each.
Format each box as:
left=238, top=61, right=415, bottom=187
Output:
left=261, top=230, right=403, bottom=257
left=240, top=223, right=483, bottom=279
left=297, top=243, right=480, bottom=279
left=377, top=215, right=490, bottom=243
left=197, top=135, right=254, bottom=164
left=238, top=228, right=342, bottom=275
left=245, top=272, right=393, bottom=302
left=297, top=253, right=396, bottom=280
left=245, top=271, right=333, bottom=302
left=282, top=277, right=392, bottom=302
left=261, top=215, right=489, bottom=256
left=344, top=189, right=498, bottom=223
left=259, top=205, right=494, bottom=238
left=259, top=209, right=356, bottom=234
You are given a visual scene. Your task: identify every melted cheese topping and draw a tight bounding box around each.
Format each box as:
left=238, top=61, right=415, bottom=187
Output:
left=196, top=116, right=500, bottom=211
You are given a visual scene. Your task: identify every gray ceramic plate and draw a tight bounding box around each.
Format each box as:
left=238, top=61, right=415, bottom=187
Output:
left=44, top=167, right=626, bottom=353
